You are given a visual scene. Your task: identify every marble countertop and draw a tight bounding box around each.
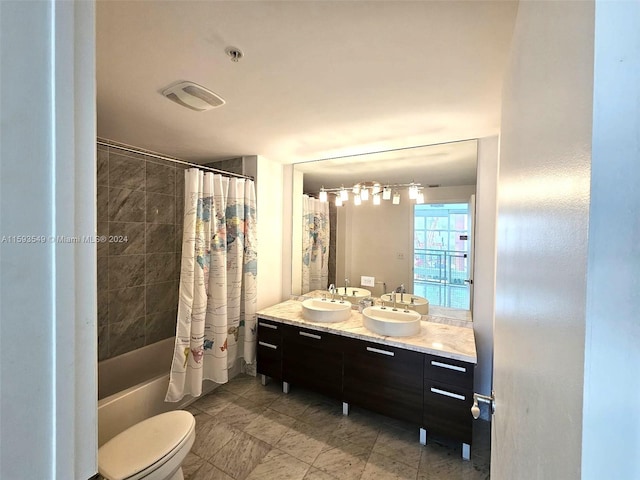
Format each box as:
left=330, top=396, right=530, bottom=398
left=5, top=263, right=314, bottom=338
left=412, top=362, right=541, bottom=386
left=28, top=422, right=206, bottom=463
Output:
left=256, top=296, right=477, bottom=364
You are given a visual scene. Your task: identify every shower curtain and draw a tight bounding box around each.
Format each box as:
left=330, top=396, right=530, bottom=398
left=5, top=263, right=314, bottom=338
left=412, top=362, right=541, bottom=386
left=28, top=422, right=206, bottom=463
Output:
left=166, top=168, right=257, bottom=402
left=302, top=194, right=329, bottom=294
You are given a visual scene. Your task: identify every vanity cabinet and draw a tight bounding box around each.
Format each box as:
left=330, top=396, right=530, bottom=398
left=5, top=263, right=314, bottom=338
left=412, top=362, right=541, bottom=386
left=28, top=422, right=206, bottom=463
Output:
left=343, top=337, right=423, bottom=424
left=256, top=314, right=476, bottom=455
left=423, top=353, right=474, bottom=445
left=256, top=319, right=283, bottom=380
left=281, top=324, right=343, bottom=399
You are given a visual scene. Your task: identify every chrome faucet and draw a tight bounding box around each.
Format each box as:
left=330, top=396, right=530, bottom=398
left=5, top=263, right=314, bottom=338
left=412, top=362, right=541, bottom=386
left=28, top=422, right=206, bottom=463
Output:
left=344, top=278, right=349, bottom=295
left=329, top=284, right=336, bottom=302
left=396, top=284, right=406, bottom=302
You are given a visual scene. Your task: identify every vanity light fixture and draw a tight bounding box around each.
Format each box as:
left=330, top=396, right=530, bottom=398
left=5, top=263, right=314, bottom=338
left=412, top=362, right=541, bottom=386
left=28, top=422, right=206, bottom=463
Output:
left=416, top=190, right=425, bottom=205
left=316, top=181, right=422, bottom=206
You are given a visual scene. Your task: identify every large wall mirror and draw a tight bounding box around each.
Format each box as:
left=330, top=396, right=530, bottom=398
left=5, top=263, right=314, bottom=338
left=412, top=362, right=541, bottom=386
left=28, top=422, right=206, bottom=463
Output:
left=291, top=139, right=478, bottom=316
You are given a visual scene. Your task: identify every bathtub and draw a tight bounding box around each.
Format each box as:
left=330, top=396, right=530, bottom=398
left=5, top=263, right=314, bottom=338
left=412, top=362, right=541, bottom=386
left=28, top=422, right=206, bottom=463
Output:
left=98, top=338, right=197, bottom=446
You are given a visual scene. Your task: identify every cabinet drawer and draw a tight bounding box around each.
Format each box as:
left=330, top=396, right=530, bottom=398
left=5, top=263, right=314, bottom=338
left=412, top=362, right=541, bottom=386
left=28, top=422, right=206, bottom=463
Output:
left=424, top=379, right=473, bottom=444
left=424, top=354, right=474, bottom=389
left=282, top=325, right=342, bottom=351
left=257, top=318, right=282, bottom=345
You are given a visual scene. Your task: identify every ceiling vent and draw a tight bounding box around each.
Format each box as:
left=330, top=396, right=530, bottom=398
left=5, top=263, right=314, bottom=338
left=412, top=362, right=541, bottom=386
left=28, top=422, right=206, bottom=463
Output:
left=162, top=81, right=225, bottom=112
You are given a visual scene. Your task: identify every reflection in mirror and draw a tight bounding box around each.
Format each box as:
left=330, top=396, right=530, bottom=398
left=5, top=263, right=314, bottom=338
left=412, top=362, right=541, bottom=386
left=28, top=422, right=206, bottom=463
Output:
left=292, top=140, right=477, bottom=318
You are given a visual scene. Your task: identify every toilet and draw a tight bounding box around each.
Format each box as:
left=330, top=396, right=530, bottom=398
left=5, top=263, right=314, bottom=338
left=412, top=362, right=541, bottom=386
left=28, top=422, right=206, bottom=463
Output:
left=98, top=410, right=196, bottom=480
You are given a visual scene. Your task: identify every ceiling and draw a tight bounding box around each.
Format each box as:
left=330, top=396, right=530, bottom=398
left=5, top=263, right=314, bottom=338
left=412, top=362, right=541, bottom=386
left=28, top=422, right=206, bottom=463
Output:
left=97, top=1, right=518, bottom=164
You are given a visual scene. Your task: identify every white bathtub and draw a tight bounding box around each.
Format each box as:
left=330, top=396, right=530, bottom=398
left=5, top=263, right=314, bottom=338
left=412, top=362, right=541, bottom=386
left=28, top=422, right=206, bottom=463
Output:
left=97, top=338, right=196, bottom=446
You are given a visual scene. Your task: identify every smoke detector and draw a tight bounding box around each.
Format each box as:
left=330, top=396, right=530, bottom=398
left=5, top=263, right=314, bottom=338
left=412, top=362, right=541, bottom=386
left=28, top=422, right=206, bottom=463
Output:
left=162, top=81, right=225, bottom=111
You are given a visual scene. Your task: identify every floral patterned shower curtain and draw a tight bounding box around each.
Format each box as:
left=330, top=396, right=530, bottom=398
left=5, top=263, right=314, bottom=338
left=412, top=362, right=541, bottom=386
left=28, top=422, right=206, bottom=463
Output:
left=166, top=168, right=257, bottom=402
left=302, top=194, right=329, bottom=294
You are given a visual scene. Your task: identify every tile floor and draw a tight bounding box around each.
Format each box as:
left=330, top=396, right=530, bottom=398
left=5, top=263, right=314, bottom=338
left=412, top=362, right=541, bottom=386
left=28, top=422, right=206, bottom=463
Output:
left=183, top=374, right=491, bottom=480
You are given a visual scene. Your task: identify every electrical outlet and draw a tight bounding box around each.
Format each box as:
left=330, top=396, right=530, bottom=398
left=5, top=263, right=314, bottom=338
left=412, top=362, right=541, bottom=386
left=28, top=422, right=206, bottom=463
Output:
left=396, top=253, right=404, bottom=260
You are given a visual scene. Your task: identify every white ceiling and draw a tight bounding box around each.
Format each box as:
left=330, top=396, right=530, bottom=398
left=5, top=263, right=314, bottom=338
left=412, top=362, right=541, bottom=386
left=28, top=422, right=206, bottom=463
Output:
left=97, top=1, right=518, bottom=164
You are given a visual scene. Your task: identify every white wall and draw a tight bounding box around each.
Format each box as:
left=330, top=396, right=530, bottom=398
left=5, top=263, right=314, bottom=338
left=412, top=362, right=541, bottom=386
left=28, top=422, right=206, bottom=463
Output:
left=0, top=1, right=97, bottom=478
left=494, top=1, right=594, bottom=478
left=256, top=156, right=286, bottom=308
left=582, top=1, right=640, bottom=477
left=472, top=136, right=499, bottom=403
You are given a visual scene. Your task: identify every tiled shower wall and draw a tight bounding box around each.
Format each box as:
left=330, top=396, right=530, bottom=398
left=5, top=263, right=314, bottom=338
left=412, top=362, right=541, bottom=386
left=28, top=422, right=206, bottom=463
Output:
left=97, top=141, right=184, bottom=361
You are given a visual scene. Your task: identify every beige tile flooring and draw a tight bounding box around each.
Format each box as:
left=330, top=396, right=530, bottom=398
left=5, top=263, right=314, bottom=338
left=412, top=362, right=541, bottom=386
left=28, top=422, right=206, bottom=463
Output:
left=183, top=374, right=491, bottom=480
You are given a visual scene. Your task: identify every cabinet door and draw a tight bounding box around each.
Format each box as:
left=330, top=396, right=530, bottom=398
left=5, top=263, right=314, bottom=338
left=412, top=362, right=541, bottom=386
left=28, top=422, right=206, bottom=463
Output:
left=256, top=318, right=283, bottom=380
left=282, top=325, right=343, bottom=399
left=343, top=338, right=424, bottom=424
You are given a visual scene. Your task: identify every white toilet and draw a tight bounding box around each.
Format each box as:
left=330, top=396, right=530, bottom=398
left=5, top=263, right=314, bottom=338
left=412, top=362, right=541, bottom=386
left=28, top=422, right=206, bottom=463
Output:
left=98, top=410, right=196, bottom=480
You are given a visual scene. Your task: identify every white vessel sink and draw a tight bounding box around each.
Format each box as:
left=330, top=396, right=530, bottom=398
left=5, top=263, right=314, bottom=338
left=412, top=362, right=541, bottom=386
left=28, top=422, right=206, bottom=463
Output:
left=362, top=306, right=422, bottom=337
left=301, top=298, right=352, bottom=323
left=381, top=293, right=429, bottom=314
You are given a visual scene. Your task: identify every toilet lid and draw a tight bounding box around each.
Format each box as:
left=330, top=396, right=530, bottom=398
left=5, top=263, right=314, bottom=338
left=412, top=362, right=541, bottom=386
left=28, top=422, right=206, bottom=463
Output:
left=99, top=410, right=195, bottom=480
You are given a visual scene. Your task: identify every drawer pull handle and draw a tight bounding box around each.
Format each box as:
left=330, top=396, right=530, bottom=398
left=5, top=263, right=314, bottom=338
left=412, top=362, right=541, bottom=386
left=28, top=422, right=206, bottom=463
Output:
left=258, top=341, right=278, bottom=350
left=431, top=360, right=466, bottom=373
left=366, top=346, right=395, bottom=357
left=430, top=387, right=466, bottom=401
left=299, top=331, right=321, bottom=340
left=259, top=322, right=278, bottom=330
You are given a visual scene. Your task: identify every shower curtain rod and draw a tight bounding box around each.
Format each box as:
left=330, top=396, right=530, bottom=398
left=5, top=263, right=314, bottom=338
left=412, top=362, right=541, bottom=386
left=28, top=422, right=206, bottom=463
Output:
left=97, top=140, right=254, bottom=180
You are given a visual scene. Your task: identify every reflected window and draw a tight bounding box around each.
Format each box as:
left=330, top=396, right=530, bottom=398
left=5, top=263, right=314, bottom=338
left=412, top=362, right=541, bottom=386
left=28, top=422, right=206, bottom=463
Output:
left=413, top=203, right=470, bottom=309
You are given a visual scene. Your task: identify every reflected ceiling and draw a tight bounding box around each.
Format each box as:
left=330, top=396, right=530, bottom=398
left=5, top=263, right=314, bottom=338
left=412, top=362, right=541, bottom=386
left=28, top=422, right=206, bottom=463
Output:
left=295, top=140, right=478, bottom=194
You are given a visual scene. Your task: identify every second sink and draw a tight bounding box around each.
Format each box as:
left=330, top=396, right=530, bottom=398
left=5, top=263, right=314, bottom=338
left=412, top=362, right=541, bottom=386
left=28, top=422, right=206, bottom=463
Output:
left=362, top=306, right=422, bottom=337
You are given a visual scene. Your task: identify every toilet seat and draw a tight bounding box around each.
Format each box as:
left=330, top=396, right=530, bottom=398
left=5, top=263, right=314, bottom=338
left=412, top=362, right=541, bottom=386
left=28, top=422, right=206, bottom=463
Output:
left=99, top=410, right=196, bottom=480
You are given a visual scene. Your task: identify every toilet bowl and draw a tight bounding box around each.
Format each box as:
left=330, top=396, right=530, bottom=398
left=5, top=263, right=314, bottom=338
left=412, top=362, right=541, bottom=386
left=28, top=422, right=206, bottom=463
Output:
left=98, top=410, right=196, bottom=480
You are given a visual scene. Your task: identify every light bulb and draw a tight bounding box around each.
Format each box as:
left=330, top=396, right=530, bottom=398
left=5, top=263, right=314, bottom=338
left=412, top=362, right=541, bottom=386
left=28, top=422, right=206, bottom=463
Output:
left=408, top=184, right=418, bottom=200
left=352, top=184, right=361, bottom=195
left=340, top=187, right=349, bottom=201
left=319, top=188, right=327, bottom=202
left=382, top=187, right=391, bottom=200
left=392, top=192, right=400, bottom=205
left=335, top=195, right=343, bottom=207
left=360, top=188, right=369, bottom=201
left=354, top=195, right=362, bottom=206
left=416, top=191, right=424, bottom=204
left=373, top=193, right=381, bottom=205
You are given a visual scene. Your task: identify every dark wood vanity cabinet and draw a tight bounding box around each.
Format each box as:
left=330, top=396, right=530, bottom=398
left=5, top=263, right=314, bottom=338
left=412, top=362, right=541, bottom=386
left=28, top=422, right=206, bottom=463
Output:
left=343, top=338, right=424, bottom=424
left=256, top=316, right=476, bottom=450
left=423, top=353, right=474, bottom=445
left=281, top=324, right=343, bottom=399
left=256, top=319, right=283, bottom=380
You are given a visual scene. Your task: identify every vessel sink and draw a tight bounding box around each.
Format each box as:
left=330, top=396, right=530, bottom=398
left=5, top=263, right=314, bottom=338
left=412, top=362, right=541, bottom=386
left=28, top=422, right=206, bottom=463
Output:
left=381, top=293, right=429, bottom=314
left=362, top=306, right=422, bottom=337
left=301, top=298, right=352, bottom=322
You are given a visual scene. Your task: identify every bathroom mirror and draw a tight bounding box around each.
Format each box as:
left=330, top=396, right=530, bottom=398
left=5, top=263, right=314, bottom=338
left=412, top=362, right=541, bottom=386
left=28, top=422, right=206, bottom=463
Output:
left=291, top=139, right=478, bottom=317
